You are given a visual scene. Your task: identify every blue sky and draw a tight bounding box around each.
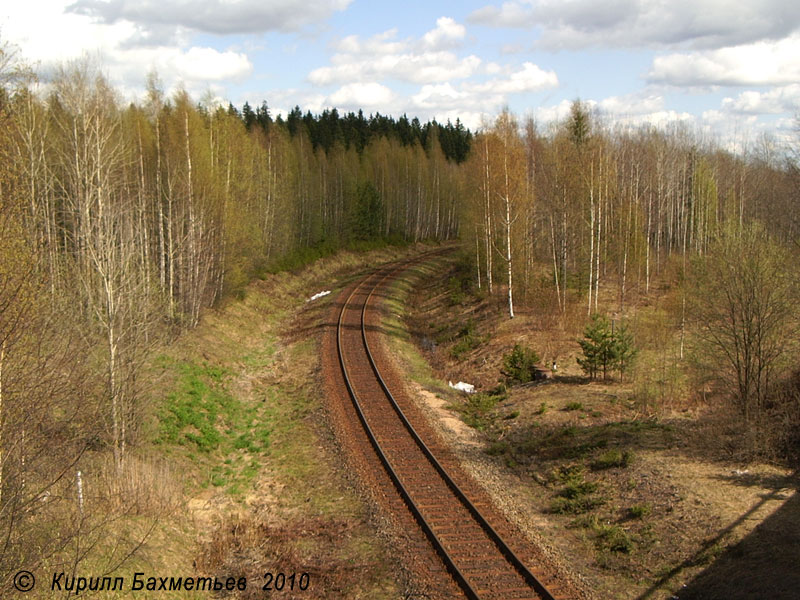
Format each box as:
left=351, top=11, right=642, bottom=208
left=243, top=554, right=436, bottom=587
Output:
left=3, top=1, right=799, bottom=146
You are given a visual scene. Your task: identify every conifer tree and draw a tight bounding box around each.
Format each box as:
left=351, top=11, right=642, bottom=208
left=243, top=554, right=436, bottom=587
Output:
left=578, top=315, right=636, bottom=380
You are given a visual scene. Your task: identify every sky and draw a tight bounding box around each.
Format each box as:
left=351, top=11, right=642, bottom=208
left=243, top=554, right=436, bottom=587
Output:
left=2, top=1, right=799, bottom=146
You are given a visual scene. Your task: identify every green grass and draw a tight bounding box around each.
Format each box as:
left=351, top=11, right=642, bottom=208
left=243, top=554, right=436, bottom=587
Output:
left=628, top=504, right=652, bottom=519
left=551, top=495, right=606, bottom=514
left=524, top=420, right=673, bottom=461
left=591, top=448, right=635, bottom=470
left=155, top=356, right=272, bottom=495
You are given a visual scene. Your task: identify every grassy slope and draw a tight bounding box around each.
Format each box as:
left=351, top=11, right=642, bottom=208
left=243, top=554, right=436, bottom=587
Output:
left=60, top=244, right=443, bottom=600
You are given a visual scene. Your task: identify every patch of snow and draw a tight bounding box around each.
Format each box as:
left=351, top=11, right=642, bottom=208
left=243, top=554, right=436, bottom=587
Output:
left=307, top=290, right=331, bottom=302
left=449, top=380, right=475, bottom=394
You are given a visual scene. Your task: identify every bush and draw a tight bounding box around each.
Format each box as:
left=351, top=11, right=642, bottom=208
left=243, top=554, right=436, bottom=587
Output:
left=550, top=465, right=605, bottom=514
left=502, top=343, right=541, bottom=384
left=451, top=387, right=507, bottom=430
left=486, top=440, right=511, bottom=456
left=560, top=479, right=598, bottom=498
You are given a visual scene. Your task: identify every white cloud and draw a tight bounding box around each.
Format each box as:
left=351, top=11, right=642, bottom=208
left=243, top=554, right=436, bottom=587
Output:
left=309, top=24, right=482, bottom=86
left=647, top=35, right=800, bottom=86
left=302, top=13, right=559, bottom=130
left=468, top=0, right=800, bottom=50
left=467, top=61, right=557, bottom=94
left=532, top=96, right=697, bottom=132
left=412, top=83, right=467, bottom=109
left=328, top=82, right=395, bottom=108
left=598, top=93, right=664, bottom=116
left=167, top=47, right=252, bottom=82
left=333, top=29, right=404, bottom=55
left=533, top=99, right=580, bottom=124
left=67, top=0, right=354, bottom=34
left=619, top=110, right=695, bottom=129
left=2, top=1, right=254, bottom=99
left=399, top=63, right=557, bottom=128
left=422, top=17, right=466, bottom=51
left=721, top=85, right=800, bottom=115
left=309, top=51, right=482, bottom=86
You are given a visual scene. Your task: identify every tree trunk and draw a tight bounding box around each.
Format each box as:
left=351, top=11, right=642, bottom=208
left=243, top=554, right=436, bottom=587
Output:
left=505, top=195, right=514, bottom=319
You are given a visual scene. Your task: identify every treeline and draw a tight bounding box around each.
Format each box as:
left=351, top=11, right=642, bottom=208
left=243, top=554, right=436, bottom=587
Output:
left=464, top=103, right=798, bottom=318
left=235, top=101, right=472, bottom=162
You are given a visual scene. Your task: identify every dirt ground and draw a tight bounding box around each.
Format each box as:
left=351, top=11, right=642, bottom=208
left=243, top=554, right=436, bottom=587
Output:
left=385, top=254, right=800, bottom=600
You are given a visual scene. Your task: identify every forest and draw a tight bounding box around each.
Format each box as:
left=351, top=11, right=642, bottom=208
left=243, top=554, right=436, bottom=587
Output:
left=0, top=49, right=798, bottom=587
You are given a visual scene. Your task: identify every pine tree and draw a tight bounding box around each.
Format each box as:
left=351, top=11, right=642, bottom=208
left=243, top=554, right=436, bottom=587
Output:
left=578, top=315, right=613, bottom=380
left=578, top=315, right=636, bottom=380
left=612, top=322, right=637, bottom=379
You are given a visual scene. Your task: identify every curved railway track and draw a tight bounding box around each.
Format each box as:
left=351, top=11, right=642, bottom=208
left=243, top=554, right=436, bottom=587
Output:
left=334, top=255, right=565, bottom=600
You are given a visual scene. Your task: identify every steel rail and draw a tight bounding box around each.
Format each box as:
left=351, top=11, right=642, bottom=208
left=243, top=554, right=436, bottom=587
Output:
left=336, top=252, right=557, bottom=600
left=360, top=263, right=557, bottom=600
left=336, top=257, right=480, bottom=600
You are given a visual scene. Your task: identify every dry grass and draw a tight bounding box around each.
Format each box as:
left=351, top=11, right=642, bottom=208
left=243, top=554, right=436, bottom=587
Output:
left=93, top=454, right=184, bottom=516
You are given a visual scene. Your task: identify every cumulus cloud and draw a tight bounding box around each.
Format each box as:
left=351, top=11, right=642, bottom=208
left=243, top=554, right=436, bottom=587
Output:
left=647, top=34, right=800, bottom=86
left=399, top=63, right=557, bottom=128
left=466, top=61, right=558, bottom=94
left=533, top=99, right=583, bottom=124
left=297, top=12, right=561, bottom=130
left=309, top=24, right=482, bottom=86
left=421, top=17, right=467, bottom=51
left=2, top=1, right=254, bottom=100
left=333, top=29, right=404, bottom=55
left=598, top=93, right=664, bottom=116
left=309, top=50, right=482, bottom=86
left=468, top=0, right=800, bottom=50
left=67, top=0, right=354, bottom=34
left=532, top=95, right=697, bottom=132
left=165, top=47, right=252, bottom=82
left=328, top=82, right=395, bottom=108
left=412, top=83, right=467, bottom=110
left=721, top=85, right=800, bottom=116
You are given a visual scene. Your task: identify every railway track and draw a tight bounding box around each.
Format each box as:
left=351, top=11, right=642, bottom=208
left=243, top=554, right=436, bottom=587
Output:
left=334, top=255, right=566, bottom=600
